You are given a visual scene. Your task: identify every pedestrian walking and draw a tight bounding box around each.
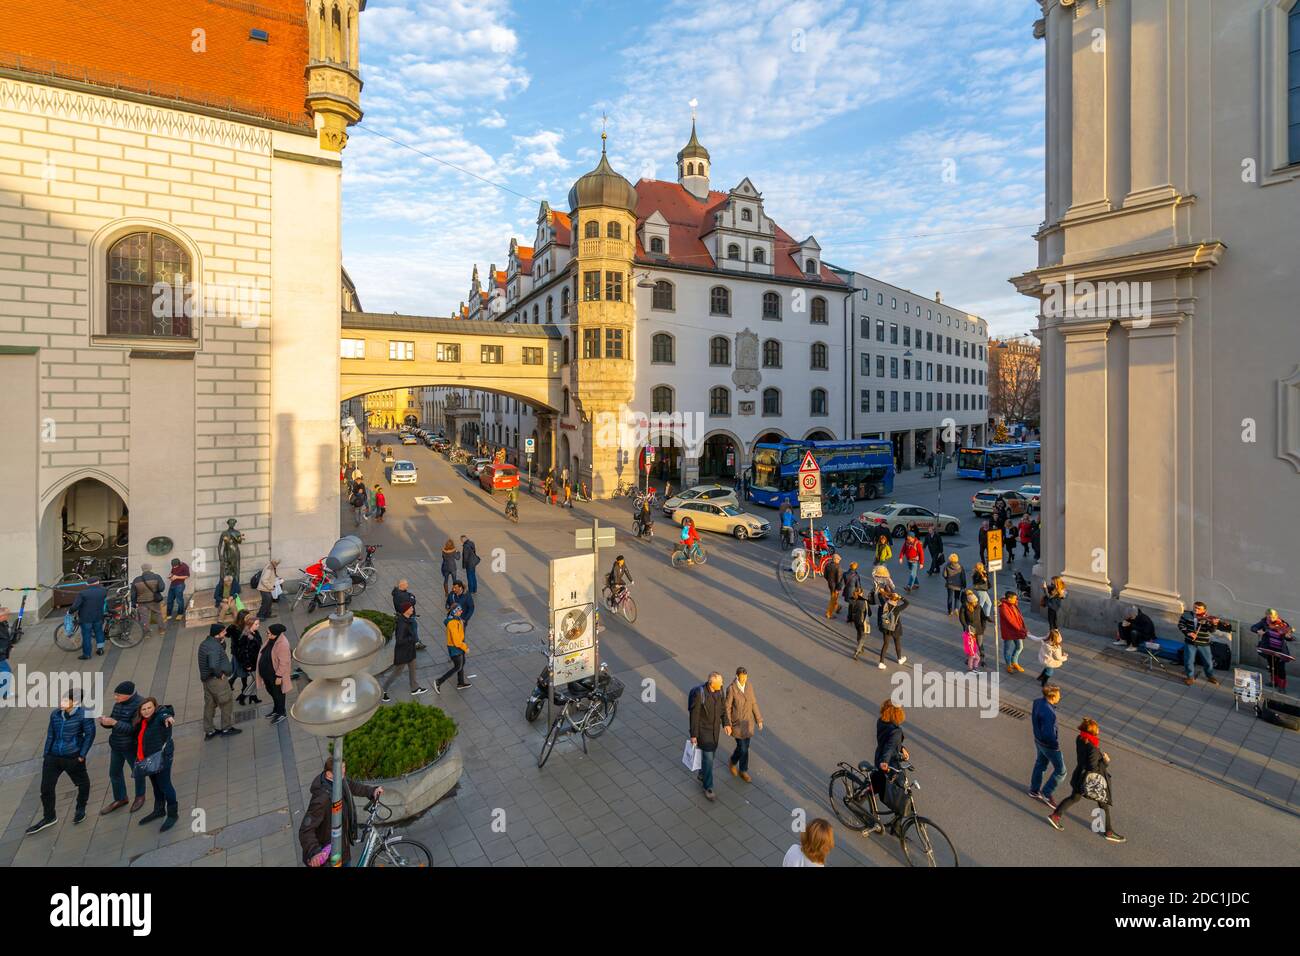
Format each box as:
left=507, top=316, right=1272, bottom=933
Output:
left=1018, top=515, right=1033, bottom=557
left=1027, top=684, right=1066, bottom=809
left=434, top=604, right=471, bottom=692
left=848, top=587, right=872, bottom=661
left=440, top=539, right=460, bottom=596
left=257, top=623, right=293, bottom=723
left=782, top=818, right=834, bottom=867
left=98, top=680, right=146, bottom=815
left=898, top=532, right=924, bottom=592
left=999, top=590, right=1028, bottom=673
left=349, top=483, right=367, bottom=527
left=824, top=554, right=843, bottom=618
left=164, top=557, right=190, bottom=623
left=1251, top=609, right=1295, bottom=691
left=1114, top=605, right=1155, bottom=652
left=871, top=588, right=909, bottom=670
left=378, top=603, right=426, bottom=702
left=977, top=520, right=989, bottom=566
left=1047, top=718, right=1126, bottom=843
left=688, top=672, right=731, bottom=801
left=365, top=482, right=377, bottom=519
left=1031, top=518, right=1041, bottom=560
left=299, top=757, right=382, bottom=867
left=840, top=561, right=862, bottom=610
left=132, top=697, right=179, bottom=831
left=231, top=615, right=263, bottom=705
left=1040, top=575, right=1066, bottom=630
left=959, top=590, right=990, bottom=669
left=1031, top=628, right=1068, bottom=685
left=1178, top=600, right=1231, bottom=686
left=374, top=486, right=386, bottom=522
left=256, top=558, right=280, bottom=620
left=392, top=579, right=422, bottom=650
left=216, top=575, right=244, bottom=625
left=942, top=553, right=966, bottom=614
left=26, top=687, right=96, bottom=833
left=971, top=562, right=993, bottom=618
left=0, top=607, right=10, bottom=702
left=197, top=623, right=241, bottom=739
left=460, top=535, right=480, bottom=594
left=925, top=527, right=945, bottom=575
left=1003, top=517, right=1018, bottom=565
left=445, top=580, right=475, bottom=631
left=873, top=533, right=893, bottom=567
left=70, top=576, right=108, bottom=659
left=129, top=563, right=166, bottom=636
left=724, top=667, right=763, bottom=783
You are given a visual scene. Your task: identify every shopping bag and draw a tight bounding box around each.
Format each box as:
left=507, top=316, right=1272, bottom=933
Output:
left=681, top=739, right=703, bottom=773
left=271, top=579, right=283, bottom=600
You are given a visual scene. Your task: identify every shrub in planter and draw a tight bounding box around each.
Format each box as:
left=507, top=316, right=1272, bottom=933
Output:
left=308, top=609, right=395, bottom=642
left=335, top=702, right=457, bottom=780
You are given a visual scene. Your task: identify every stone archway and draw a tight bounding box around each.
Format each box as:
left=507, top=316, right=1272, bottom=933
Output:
left=698, top=431, right=742, bottom=483
left=39, top=472, right=129, bottom=589
left=804, top=428, right=835, bottom=441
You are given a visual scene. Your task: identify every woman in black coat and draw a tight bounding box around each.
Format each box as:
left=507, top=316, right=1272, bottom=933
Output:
left=871, top=700, right=910, bottom=824
left=232, top=618, right=263, bottom=705
left=1047, top=718, right=1125, bottom=843
left=132, top=697, right=178, bottom=831
left=958, top=589, right=990, bottom=668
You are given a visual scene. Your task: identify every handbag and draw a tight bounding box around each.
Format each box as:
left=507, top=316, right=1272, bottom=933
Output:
left=63, top=611, right=76, bottom=636
left=681, top=739, right=703, bottom=773
left=1083, top=771, right=1109, bottom=803
left=271, top=579, right=283, bottom=600
left=133, top=750, right=164, bottom=778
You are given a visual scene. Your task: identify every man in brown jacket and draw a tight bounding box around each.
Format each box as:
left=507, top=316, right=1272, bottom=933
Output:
left=724, top=667, right=764, bottom=783
left=299, top=757, right=382, bottom=866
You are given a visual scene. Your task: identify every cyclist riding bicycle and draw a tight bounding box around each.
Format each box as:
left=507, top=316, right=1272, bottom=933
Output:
left=606, top=555, right=634, bottom=603
left=634, top=499, right=654, bottom=538
left=678, top=517, right=702, bottom=559
left=505, top=487, right=519, bottom=518
left=870, top=700, right=911, bottom=831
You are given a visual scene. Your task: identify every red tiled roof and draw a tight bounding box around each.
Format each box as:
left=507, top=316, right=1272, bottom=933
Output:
left=494, top=271, right=507, bottom=288
left=515, top=245, right=534, bottom=276
left=632, top=179, right=843, bottom=284
left=2, top=0, right=313, bottom=129
left=551, top=210, right=572, bottom=247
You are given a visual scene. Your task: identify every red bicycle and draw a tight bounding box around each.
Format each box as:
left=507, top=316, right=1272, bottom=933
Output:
left=792, top=528, right=836, bottom=583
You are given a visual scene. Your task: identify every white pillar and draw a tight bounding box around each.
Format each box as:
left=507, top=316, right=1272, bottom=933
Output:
left=1060, top=321, right=1113, bottom=595
left=1126, top=0, right=1175, bottom=202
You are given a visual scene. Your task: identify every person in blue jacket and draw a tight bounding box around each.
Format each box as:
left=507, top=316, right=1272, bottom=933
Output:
left=70, top=577, right=108, bottom=659
left=27, top=687, right=97, bottom=834
left=1027, top=683, right=1066, bottom=808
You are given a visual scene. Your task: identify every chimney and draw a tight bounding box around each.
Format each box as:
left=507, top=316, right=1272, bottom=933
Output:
left=935, top=291, right=942, bottom=303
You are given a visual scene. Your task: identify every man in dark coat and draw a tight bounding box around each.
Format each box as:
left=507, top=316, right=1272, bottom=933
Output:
left=392, top=580, right=423, bottom=650
left=70, top=576, right=108, bottom=659
left=460, top=535, right=481, bottom=594
left=98, top=681, right=147, bottom=814
left=688, top=672, right=731, bottom=801
left=299, top=757, right=382, bottom=867
left=377, top=604, right=426, bottom=702
left=1114, top=605, right=1155, bottom=651
left=445, top=581, right=474, bottom=631
left=925, top=528, right=945, bottom=575
left=27, top=687, right=96, bottom=833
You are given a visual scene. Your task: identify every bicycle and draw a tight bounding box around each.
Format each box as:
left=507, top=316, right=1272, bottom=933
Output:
left=834, top=521, right=871, bottom=548
left=614, top=479, right=636, bottom=498
left=669, top=540, right=707, bottom=569
left=632, top=488, right=658, bottom=510
left=827, top=760, right=958, bottom=867
left=505, top=498, right=519, bottom=523
left=0, top=586, right=45, bottom=646
left=537, top=666, right=624, bottom=768
left=601, top=582, right=637, bottom=624
left=54, top=597, right=144, bottom=652
left=354, top=798, right=432, bottom=867
left=62, top=527, right=106, bottom=553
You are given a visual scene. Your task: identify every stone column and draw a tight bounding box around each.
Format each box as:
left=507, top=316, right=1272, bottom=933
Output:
left=1067, top=1, right=1110, bottom=217
left=1059, top=320, right=1112, bottom=595
left=901, top=429, right=915, bottom=470
left=1118, top=316, right=1184, bottom=612
left=1126, top=0, right=1175, bottom=202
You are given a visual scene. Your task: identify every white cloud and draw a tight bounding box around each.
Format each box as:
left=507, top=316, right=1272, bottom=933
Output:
left=479, top=111, right=508, bottom=128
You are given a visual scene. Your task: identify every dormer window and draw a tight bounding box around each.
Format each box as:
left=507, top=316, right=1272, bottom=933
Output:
left=649, top=236, right=664, bottom=254
left=727, top=244, right=740, bottom=260
left=805, top=259, right=817, bottom=275
left=741, top=208, right=752, bottom=222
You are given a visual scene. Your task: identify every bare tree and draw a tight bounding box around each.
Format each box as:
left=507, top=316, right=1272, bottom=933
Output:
left=990, top=339, right=1040, bottom=425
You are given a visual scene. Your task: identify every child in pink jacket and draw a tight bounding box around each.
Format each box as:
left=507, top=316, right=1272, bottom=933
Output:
left=962, top=628, right=981, bottom=671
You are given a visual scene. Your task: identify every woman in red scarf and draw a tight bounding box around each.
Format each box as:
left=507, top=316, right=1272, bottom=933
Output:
left=132, top=697, right=178, bottom=831
left=1047, top=718, right=1125, bottom=843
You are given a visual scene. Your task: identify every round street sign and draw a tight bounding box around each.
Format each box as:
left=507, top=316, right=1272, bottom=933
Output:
left=801, top=473, right=818, bottom=491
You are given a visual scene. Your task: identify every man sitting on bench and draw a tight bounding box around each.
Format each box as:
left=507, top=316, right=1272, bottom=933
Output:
left=1113, top=605, right=1155, bottom=653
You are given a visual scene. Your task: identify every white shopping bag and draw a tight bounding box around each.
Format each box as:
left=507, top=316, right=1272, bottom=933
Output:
left=271, top=579, right=284, bottom=600
left=682, top=739, right=703, bottom=773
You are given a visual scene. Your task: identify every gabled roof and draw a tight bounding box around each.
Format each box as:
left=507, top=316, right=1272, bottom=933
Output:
left=551, top=210, right=572, bottom=247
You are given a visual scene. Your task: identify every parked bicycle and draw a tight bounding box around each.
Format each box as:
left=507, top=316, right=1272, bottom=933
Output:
left=62, top=527, right=106, bottom=553
left=601, top=581, right=637, bottom=624
left=344, top=545, right=379, bottom=587
left=833, top=521, right=871, bottom=549
left=827, top=760, right=958, bottom=866
left=537, top=664, right=624, bottom=768
left=354, top=798, right=432, bottom=867
left=632, top=487, right=658, bottom=510
left=670, top=540, right=707, bottom=569
left=54, top=595, right=144, bottom=652
left=791, top=527, right=836, bottom=582
left=614, top=479, right=636, bottom=498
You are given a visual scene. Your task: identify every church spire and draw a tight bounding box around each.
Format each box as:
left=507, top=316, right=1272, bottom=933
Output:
left=676, top=105, right=710, bottom=200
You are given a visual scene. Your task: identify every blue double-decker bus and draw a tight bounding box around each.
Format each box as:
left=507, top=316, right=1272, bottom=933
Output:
left=748, top=439, right=895, bottom=508
left=956, top=441, right=1041, bottom=481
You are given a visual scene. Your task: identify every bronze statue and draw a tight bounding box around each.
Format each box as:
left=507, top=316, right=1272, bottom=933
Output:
left=218, top=518, right=244, bottom=585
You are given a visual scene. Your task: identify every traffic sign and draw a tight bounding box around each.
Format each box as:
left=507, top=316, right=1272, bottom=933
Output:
left=525, top=437, right=536, bottom=453
left=575, top=527, right=616, bottom=550
left=800, top=499, right=822, bottom=519
left=797, top=451, right=821, bottom=499
left=798, top=451, right=819, bottom=474
left=986, top=529, right=1003, bottom=571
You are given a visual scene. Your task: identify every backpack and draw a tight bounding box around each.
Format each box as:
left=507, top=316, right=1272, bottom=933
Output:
left=687, top=683, right=706, bottom=713
left=249, top=569, right=262, bottom=590
left=880, top=604, right=900, bottom=631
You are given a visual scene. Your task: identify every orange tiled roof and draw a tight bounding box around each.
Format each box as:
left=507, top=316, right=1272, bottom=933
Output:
left=1, top=0, right=312, bottom=128
left=494, top=271, right=507, bottom=288
left=551, top=210, right=572, bottom=246
left=516, top=245, right=534, bottom=276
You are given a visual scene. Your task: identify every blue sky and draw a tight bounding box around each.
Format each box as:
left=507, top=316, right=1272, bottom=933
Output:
left=341, top=0, right=1045, bottom=337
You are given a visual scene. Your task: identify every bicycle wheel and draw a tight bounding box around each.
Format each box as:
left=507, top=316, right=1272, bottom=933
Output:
left=619, top=596, right=637, bottom=624
left=108, top=616, right=144, bottom=649
left=537, top=716, right=564, bottom=768
left=694, top=547, right=707, bottom=566
left=369, top=838, right=432, bottom=868
left=899, top=816, right=959, bottom=867
left=524, top=696, right=544, bottom=723
left=62, top=533, right=77, bottom=552
left=793, top=558, right=809, bottom=583
left=78, top=530, right=105, bottom=552
left=584, top=696, right=615, bottom=737
left=828, top=770, right=872, bottom=830
left=670, top=549, right=684, bottom=569
left=359, top=566, right=378, bottom=584
left=53, top=623, right=82, bottom=652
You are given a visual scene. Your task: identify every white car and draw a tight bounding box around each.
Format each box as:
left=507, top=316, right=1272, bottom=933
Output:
left=859, top=502, right=961, bottom=538
left=673, top=501, right=770, bottom=539
left=390, top=460, right=418, bottom=484
left=400, top=434, right=419, bottom=445
left=1018, top=484, right=1041, bottom=509
left=661, top=484, right=738, bottom=518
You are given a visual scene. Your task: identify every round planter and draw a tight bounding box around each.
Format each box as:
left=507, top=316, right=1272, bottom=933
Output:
left=349, top=739, right=463, bottom=823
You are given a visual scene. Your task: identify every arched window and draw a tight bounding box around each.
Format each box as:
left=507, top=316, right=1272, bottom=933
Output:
left=762, top=291, right=781, bottom=320
left=652, top=332, right=674, bottom=364
left=562, top=336, right=570, bottom=365
left=687, top=162, right=695, bottom=176
left=330, top=5, right=343, bottom=61
left=607, top=221, right=622, bottom=240
left=709, top=386, right=730, bottom=416
left=107, top=231, right=192, bottom=337
left=811, top=296, right=827, bottom=324
left=562, top=387, right=570, bottom=416
left=709, top=336, right=730, bottom=366
left=545, top=296, right=553, bottom=324
left=810, top=342, right=828, bottom=370
left=652, top=280, right=674, bottom=311
left=532, top=304, right=539, bottom=324
left=561, top=287, right=570, bottom=317
left=727, top=243, right=740, bottom=260
left=710, top=286, right=730, bottom=315
left=652, top=385, right=674, bottom=413
left=649, top=236, right=664, bottom=254
left=762, top=387, right=781, bottom=416
left=805, top=259, right=817, bottom=274
left=762, top=339, right=781, bottom=368
left=810, top=388, right=828, bottom=416
left=752, top=247, right=765, bottom=263
left=741, top=208, right=753, bottom=222
left=584, top=220, right=599, bottom=239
